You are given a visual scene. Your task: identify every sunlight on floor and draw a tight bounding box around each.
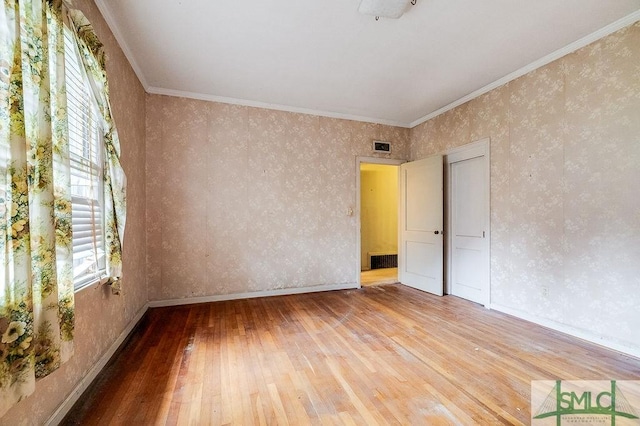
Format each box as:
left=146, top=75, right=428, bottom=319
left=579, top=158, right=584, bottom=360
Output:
left=360, top=267, right=398, bottom=287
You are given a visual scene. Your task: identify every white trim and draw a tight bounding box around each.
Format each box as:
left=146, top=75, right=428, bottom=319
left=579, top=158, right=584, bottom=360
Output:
left=148, top=283, right=359, bottom=308
left=356, top=157, right=404, bottom=285
left=148, top=86, right=411, bottom=128
left=446, top=138, right=488, bottom=159
left=93, top=0, right=150, bottom=91
left=356, top=157, right=406, bottom=166
left=74, top=275, right=110, bottom=294
left=490, top=303, right=640, bottom=360
left=94, top=3, right=638, bottom=130
left=93, top=0, right=412, bottom=128
left=41, top=289, right=639, bottom=425
left=445, top=139, right=491, bottom=306
left=45, top=302, right=149, bottom=426
left=409, top=11, right=640, bottom=128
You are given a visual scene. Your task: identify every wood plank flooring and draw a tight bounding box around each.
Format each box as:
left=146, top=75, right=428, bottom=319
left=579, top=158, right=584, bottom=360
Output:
left=62, top=284, right=640, bottom=425
left=360, top=268, right=398, bottom=287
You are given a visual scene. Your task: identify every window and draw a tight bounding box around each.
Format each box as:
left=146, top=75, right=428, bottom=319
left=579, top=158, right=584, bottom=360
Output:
left=64, top=28, right=106, bottom=289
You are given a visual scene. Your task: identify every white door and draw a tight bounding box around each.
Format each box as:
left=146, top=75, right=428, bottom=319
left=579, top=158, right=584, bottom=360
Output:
left=398, top=155, right=443, bottom=295
left=448, top=140, right=490, bottom=305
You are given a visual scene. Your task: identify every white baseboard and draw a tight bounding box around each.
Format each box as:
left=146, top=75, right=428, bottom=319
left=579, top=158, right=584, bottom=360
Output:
left=42, top=288, right=638, bottom=425
left=45, top=283, right=358, bottom=424
left=149, top=282, right=360, bottom=308
left=490, top=303, right=640, bottom=360
left=46, top=302, right=149, bottom=426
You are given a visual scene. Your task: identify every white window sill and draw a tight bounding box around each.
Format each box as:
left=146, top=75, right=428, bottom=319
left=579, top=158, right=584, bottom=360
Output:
left=75, top=275, right=110, bottom=294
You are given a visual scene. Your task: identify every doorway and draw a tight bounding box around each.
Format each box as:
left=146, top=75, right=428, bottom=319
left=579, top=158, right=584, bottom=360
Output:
left=357, top=158, right=402, bottom=287
left=392, top=140, right=490, bottom=303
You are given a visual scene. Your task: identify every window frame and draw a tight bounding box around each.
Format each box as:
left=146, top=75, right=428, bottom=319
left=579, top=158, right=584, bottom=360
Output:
left=64, top=26, right=108, bottom=291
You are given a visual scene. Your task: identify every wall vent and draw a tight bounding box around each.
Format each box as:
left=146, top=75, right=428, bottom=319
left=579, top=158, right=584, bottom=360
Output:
left=373, top=140, right=391, bottom=153
left=369, top=253, right=398, bottom=269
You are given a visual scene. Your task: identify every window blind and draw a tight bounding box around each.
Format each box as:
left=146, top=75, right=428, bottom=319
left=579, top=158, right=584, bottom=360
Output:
left=65, top=28, right=106, bottom=288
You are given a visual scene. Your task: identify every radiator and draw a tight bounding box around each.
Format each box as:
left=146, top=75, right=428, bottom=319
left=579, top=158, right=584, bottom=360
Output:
left=369, top=253, right=398, bottom=269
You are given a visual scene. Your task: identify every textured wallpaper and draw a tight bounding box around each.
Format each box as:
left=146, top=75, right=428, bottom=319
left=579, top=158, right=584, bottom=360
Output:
left=5, top=12, right=637, bottom=425
left=0, top=0, right=148, bottom=424
left=410, top=22, right=640, bottom=352
left=146, top=99, right=410, bottom=301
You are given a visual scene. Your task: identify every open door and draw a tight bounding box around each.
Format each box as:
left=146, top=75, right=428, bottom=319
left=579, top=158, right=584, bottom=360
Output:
left=398, top=155, right=443, bottom=295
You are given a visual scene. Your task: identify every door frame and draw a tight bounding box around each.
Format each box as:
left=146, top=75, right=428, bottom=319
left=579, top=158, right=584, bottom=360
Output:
left=355, top=157, right=404, bottom=287
left=445, top=138, right=491, bottom=305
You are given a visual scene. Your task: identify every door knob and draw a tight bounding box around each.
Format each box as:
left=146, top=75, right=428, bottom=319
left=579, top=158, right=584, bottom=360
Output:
left=434, top=230, right=439, bottom=235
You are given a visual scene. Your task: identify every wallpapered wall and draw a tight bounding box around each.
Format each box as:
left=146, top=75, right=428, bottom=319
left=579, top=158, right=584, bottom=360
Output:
left=146, top=98, right=410, bottom=301
left=0, top=0, right=147, bottom=424
left=4, top=9, right=637, bottom=424
left=410, top=21, right=640, bottom=352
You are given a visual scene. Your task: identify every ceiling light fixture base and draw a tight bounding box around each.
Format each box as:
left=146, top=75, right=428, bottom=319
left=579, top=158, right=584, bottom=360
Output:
left=358, top=0, right=416, bottom=20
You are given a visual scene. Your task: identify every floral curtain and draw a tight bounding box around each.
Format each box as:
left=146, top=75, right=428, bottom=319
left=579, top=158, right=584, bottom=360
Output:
left=0, top=0, right=126, bottom=416
left=67, top=8, right=126, bottom=292
left=0, top=0, right=73, bottom=416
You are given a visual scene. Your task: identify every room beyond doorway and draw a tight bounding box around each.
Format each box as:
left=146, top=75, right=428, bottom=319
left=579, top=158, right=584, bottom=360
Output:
left=361, top=267, right=398, bottom=287
left=359, top=161, right=400, bottom=287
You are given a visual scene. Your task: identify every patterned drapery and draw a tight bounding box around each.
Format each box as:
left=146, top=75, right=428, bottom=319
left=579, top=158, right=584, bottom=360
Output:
left=0, top=0, right=125, bottom=416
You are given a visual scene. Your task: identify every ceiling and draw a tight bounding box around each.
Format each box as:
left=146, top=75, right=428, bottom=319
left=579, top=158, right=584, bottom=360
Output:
left=95, top=0, right=640, bottom=128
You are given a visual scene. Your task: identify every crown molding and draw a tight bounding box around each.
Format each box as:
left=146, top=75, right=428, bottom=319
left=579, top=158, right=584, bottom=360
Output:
left=147, top=86, right=412, bottom=128
left=94, top=0, right=150, bottom=91
left=92, top=0, right=411, bottom=128
left=93, top=1, right=638, bottom=130
left=408, top=10, right=640, bottom=128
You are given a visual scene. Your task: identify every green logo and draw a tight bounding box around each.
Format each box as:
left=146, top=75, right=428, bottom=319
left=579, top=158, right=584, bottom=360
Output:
left=532, top=380, right=639, bottom=425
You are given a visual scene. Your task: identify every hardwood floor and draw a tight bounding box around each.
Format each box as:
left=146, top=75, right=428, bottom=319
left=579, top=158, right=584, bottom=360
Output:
left=62, top=284, right=640, bottom=425
left=360, top=268, right=398, bottom=287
